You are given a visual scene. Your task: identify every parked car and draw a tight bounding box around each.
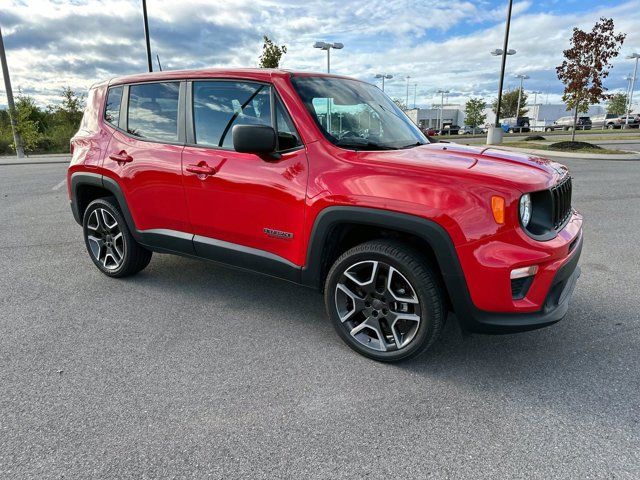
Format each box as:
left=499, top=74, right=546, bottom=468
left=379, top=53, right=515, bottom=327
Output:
left=459, top=125, right=484, bottom=135
left=545, top=116, right=592, bottom=131
left=612, top=114, right=640, bottom=128
left=68, top=69, right=583, bottom=362
left=590, top=113, right=618, bottom=129
left=500, top=117, right=530, bottom=133
left=439, top=123, right=460, bottom=135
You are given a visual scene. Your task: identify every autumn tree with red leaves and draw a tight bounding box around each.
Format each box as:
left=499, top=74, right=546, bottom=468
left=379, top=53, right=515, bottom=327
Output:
left=556, top=18, right=626, bottom=141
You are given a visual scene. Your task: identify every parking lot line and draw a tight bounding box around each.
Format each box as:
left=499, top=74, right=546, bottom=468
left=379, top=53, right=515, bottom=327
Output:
left=52, top=178, right=66, bottom=191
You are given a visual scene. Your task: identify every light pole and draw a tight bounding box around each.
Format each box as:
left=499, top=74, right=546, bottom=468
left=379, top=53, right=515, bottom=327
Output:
left=375, top=74, right=393, bottom=92
left=531, top=90, right=542, bottom=105
left=436, top=90, right=449, bottom=130
left=413, top=83, right=417, bottom=109
left=142, top=0, right=152, bottom=72
left=625, top=53, right=639, bottom=126
left=514, top=74, right=529, bottom=123
left=487, top=0, right=515, bottom=144
left=405, top=76, right=411, bottom=108
left=0, top=23, right=24, bottom=158
left=314, top=42, right=344, bottom=135
left=313, top=41, right=344, bottom=73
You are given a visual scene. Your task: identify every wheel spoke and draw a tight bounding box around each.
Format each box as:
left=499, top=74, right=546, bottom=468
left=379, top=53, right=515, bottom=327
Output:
left=100, top=209, right=118, bottom=231
left=344, top=260, right=378, bottom=291
left=387, top=312, right=420, bottom=349
left=350, top=316, right=388, bottom=351
left=386, top=266, right=418, bottom=304
left=87, top=210, right=100, bottom=231
left=87, top=235, right=103, bottom=259
left=335, top=283, right=366, bottom=322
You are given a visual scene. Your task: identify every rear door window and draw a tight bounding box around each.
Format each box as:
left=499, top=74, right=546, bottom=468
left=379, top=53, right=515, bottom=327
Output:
left=127, top=82, right=180, bottom=142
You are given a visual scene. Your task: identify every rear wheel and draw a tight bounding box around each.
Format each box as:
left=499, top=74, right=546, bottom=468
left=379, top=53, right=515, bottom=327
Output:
left=82, top=197, right=152, bottom=277
left=325, top=240, right=445, bottom=362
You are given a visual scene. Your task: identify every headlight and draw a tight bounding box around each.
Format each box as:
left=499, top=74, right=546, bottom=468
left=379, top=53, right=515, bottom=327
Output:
left=519, top=194, right=532, bottom=227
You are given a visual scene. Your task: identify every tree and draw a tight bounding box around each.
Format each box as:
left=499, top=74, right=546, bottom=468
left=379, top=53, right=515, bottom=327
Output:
left=258, top=35, right=287, bottom=68
left=464, top=98, right=486, bottom=127
left=13, top=95, right=40, bottom=153
left=392, top=98, right=407, bottom=111
left=607, top=92, right=629, bottom=115
left=491, top=89, right=528, bottom=118
left=556, top=17, right=626, bottom=140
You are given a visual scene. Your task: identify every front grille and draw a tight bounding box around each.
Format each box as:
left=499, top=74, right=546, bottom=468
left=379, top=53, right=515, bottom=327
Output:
left=550, top=176, right=572, bottom=230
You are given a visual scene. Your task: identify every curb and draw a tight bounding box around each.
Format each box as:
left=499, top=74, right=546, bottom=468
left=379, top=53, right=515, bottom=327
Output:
left=0, top=155, right=71, bottom=166
left=489, top=145, right=640, bottom=161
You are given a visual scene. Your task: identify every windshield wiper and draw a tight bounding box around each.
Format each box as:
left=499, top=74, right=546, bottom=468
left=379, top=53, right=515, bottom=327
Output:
left=334, top=139, right=397, bottom=151
left=399, top=142, right=425, bottom=149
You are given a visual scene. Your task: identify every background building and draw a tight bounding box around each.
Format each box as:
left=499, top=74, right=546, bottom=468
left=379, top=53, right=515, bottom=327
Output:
left=406, top=103, right=608, bottom=129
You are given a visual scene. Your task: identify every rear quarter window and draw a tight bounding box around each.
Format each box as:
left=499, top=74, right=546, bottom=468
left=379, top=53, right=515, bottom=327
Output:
left=104, top=86, right=123, bottom=127
left=127, top=82, right=180, bottom=142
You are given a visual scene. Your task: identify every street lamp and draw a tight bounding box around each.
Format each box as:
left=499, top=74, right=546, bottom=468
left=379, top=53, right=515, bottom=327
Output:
left=375, top=73, right=393, bottom=91
left=514, top=74, right=529, bottom=122
left=490, top=48, right=516, bottom=56
left=531, top=90, right=542, bottom=105
left=625, top=53, right=639, bottom=126
left=313, top=41, right=344, bottom=73
left=487, top=0, right=515, bottom=145
left=413, top=83, right=418, bottom=109
left=436, top=89, right=449, bottom=130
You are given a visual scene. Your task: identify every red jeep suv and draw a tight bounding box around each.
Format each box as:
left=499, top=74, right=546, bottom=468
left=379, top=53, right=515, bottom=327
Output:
left=68, top=69, right=583, bottom=361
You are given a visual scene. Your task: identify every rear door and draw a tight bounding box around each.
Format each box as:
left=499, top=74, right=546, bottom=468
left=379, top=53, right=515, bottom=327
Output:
left=181, top=80, right=308, bottom=269
left=103, top=81, right=192, bottom=247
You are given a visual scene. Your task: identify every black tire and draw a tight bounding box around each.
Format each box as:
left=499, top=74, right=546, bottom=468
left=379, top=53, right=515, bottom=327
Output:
left=324, top=240, right=445, bottom=362
left=82, top=197, right=152, bottom=278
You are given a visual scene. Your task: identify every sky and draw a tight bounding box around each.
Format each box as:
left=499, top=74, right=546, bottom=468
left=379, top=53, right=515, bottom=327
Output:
left=1, top=0, right=639, bottom=109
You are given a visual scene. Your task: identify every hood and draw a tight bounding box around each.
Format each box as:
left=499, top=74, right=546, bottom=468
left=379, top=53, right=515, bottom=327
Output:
left=357, top=142, right=567, bottom=192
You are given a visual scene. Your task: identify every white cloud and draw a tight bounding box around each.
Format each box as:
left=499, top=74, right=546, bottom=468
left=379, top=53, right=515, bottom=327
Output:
left=0, top=0, right=638, bottom=109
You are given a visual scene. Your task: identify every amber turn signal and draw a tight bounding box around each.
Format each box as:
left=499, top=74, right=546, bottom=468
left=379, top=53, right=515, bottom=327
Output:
left=491, top=196, right=505, bottom=224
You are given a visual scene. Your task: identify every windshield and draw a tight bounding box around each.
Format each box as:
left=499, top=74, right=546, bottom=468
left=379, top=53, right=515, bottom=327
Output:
left=291, top=76, right=427, bottom=150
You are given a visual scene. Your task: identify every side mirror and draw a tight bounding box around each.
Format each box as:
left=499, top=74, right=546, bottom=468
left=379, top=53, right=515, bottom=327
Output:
left=232, top=124, right=276, bottom=154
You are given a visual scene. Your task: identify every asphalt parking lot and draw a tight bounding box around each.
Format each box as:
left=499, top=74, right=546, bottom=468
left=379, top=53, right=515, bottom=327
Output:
left=1, top=157, right=639, bottom=479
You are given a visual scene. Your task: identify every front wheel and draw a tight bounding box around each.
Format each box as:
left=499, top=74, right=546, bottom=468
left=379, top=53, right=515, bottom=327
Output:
left=325, top=240, right=445, bottom=362
left=82, top=197, right=152, bottom=277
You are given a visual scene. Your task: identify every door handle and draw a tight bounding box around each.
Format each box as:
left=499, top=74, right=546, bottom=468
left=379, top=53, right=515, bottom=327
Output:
left=186, top=163, right=216, bottom=176
left=109, top=151, right=133, bottom=163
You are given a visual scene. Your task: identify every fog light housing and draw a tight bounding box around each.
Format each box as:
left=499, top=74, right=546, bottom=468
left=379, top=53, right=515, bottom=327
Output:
left=510, top=265, right=539, bottom=279
left=510, top=265, right=538, bottom=300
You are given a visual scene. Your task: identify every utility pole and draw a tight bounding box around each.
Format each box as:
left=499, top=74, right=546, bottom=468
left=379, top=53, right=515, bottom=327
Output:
left=494, top=0, right=513, bottom=127
left=0, top=24, right=24, bottom=158
left=405, top=76, right=410, bottom=108
left=514, top=74, right=529, bottom=122
left=625, top=53, right=639, bottom=126
left=437, top=90, right=449, bottom=130
left=142, top=0, right=153, bottom=72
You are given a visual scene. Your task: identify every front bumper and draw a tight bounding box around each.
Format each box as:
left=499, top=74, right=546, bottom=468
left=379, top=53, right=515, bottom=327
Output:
left=457, top=233, right=582, bottom=333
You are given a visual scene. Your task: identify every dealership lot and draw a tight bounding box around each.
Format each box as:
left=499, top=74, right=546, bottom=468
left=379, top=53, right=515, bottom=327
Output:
left=1, top=158, right=639, bottom=478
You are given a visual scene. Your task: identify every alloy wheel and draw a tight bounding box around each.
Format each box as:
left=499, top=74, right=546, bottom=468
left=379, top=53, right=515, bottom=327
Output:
left=86, top=208, right=125, bottom=270
left=334, top=260, right=422, bottom=352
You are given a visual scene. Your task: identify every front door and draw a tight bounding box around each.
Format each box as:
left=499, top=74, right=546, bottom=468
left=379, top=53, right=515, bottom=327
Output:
left=181, top=80, right=308, bottom=271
